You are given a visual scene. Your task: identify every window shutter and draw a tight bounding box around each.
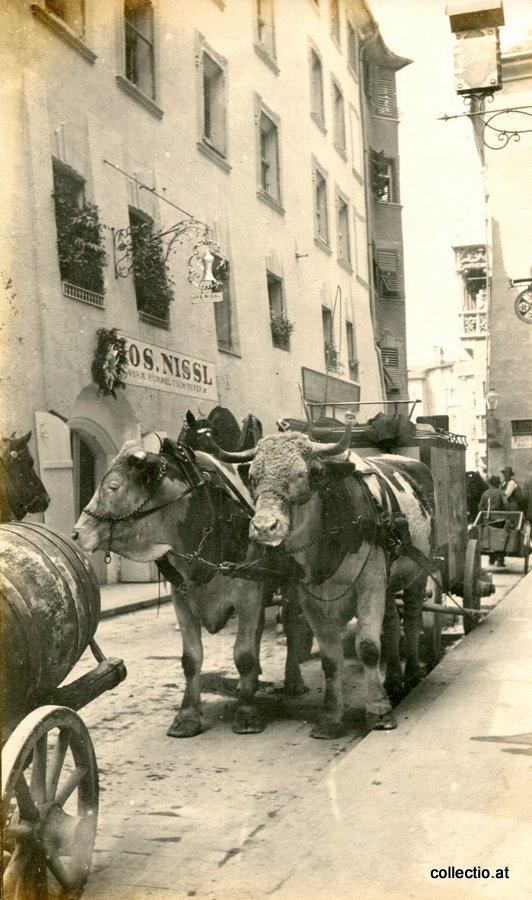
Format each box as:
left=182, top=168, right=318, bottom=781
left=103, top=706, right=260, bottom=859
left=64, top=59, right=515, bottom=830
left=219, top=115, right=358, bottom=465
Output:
left=375, top=73, right=395, bottom=116
left=376, top=248, right=400, bottom=291
left=381, top=347, right=399, bottom=367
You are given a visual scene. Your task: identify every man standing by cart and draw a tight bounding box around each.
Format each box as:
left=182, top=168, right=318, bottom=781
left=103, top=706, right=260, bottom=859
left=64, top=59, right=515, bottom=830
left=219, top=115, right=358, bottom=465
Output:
left=501, top=466, right=520, bottom=511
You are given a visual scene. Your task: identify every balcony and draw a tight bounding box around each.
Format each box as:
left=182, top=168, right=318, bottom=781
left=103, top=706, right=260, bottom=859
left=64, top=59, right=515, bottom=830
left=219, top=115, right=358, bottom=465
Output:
left=460, top=311, right=488, bottom=337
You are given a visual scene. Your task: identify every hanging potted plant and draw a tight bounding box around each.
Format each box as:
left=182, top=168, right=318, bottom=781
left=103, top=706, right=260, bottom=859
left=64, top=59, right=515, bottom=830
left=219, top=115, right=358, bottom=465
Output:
left=91, top=328, right=129, bottom=398
left=270, top=313, right=295, bottom=349
left=53, top=184, right=107, bottom=294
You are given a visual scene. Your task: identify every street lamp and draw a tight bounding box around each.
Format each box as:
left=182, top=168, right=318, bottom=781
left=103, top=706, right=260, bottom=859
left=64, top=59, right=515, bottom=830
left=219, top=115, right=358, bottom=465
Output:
left=485, top=387, right=499, bottom=414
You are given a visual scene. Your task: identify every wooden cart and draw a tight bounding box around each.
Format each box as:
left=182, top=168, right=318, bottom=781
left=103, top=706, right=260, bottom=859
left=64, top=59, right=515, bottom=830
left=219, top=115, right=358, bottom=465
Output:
left=1, top=522, right=127, bottom=900
left=470, top=510, right=531, bottom=575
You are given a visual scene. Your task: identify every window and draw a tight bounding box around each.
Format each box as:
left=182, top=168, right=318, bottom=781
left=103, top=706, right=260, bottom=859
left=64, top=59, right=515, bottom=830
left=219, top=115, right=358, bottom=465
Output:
left=374, top=70, right=396, bottom=117
left=213, top=255, right=235, bottom=351
left=268, top=273, right=290, bottom=350
left=322, top=307, right=337, bottom=371
left=371, top=151, right=397, bottom=202
left=373, top=247, right=402, bottom=299
left=45, top=0, right=84, bottom=35
left=332, top=81, right=346, bottom=153
left=349, top=105, right=363, bottom=176
left=52, top=161, right=106, bottom=296
left=330, top=0, right=340, bottom=44
left=346, top=321, right=358, bottom=380
left=381, top=347, right=399, bottom=367
left=347, top=22, right=358, bottom=75
left=124, top=0, right=155, bottom=99
left=129, top=209, right=173, bottom=326
left=256, top=0, right=276, bottom=59
left=258, top=109, right=281, bottom=204
left=336, top=192, right=351, bottom=266
left=202, top=51, right=226, bottom=157
left=310, top=49, right=325, bottom=125
left=314, top=166, right=329, bottom=246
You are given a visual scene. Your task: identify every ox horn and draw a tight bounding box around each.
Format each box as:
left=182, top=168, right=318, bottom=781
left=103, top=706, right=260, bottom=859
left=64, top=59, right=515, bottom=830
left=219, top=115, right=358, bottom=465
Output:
left=201, top=433, right=257, bottom=463
left=309, top=422, right=352, bottom=457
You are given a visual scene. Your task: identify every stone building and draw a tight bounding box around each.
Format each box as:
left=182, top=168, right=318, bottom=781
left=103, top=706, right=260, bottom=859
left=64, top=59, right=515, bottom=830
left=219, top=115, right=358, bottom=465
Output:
left=484, top=33, right=532, bottom=481
left=1, top=0, right=410, bottom=582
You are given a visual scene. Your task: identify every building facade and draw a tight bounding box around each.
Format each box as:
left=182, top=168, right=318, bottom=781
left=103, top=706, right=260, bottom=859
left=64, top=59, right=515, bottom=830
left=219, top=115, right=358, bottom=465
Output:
left=1, top=0, right=409, bottom=582
left=484, top=34, right=532, bottom=481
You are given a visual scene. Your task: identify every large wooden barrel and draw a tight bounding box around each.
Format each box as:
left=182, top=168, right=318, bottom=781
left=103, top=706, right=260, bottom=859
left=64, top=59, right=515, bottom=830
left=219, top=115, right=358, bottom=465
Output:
left=0, top=522, right=100, bottom=729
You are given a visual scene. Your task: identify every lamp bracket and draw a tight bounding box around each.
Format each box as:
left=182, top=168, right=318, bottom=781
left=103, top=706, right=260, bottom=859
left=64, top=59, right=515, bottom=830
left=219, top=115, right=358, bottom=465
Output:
left=439, top=103, right=532, bottom=150
left=113, top=219, right=226, bottom=289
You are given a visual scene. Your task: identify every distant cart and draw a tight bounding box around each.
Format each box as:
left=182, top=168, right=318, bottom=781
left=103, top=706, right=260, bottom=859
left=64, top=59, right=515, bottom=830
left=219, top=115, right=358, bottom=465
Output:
left=470, top=510, right=531, bottom=575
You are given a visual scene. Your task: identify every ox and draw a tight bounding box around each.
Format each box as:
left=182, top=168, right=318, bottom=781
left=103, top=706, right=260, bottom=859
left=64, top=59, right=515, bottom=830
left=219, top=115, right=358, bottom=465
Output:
left=72, top=436, right=302, bottom=738
left=210, top=426, right=435, bottom=739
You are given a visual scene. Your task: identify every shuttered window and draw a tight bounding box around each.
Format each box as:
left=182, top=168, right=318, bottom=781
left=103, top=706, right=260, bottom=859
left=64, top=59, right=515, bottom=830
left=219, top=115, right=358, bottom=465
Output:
left=374, top=71, right=396, bottom=117
left=381, top=347, right=399, bottom=367
left=373, top=247, right=402, bottom=299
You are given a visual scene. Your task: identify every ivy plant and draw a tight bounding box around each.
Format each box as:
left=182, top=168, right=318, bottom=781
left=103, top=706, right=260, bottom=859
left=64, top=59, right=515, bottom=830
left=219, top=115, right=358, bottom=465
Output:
left=130, top=218, right=174, bottom=321
left=53, top=183, right=107, bottom=294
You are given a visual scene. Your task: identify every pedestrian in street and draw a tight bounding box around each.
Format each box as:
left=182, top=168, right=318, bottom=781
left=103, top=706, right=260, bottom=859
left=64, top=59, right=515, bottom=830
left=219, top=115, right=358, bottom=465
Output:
left=479, top=475, right=507, bottom=513
left=495, top=467, right=524, bottom=568
left=501, top=466, right=521, bottom=511
left=479, top=476, right=508, bottom=567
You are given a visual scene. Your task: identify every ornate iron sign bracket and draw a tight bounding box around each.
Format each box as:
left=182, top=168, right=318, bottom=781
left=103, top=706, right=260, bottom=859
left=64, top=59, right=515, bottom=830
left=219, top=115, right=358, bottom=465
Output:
left=439, top=103, right=532, bottom=150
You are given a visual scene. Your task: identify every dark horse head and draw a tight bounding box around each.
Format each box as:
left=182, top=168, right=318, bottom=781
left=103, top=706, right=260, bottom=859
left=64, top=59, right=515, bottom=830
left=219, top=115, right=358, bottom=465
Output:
left=0, top=431, right=50, bottom=522
left=466, top=470, right=488, bottom=523
left=179, top=409, right=262, bottom=454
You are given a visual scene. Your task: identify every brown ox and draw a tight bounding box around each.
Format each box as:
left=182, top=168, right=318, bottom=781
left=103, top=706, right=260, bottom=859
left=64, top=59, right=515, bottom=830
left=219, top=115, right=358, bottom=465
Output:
left=72, top=438, right=291, bottom=738
left=212, top=426, right=435, bottom=738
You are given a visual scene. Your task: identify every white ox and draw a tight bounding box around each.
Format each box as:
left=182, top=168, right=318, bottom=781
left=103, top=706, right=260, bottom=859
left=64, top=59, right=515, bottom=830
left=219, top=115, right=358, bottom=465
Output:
left=72, top=439, right=275, bottom=738
left=214, top=426, right=435, bottom=738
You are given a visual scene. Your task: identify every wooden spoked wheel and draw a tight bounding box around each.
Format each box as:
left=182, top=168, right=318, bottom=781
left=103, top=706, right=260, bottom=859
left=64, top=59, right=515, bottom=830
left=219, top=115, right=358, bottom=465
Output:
left=2, top=706, right=98, bottom=900
left=463, top=538, right=482, bottom=635
left=420, top=570, right=444, bottom=671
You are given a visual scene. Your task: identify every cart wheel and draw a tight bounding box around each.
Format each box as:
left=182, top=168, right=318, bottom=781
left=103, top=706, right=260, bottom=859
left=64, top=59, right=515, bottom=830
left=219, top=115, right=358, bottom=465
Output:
left=420, top=570, right=444, bottom=671
left=463, top=538, right=482, bottom=635
left=523, top=522, right=531, bottom=575
left=2, top=705, right=98, bottom=900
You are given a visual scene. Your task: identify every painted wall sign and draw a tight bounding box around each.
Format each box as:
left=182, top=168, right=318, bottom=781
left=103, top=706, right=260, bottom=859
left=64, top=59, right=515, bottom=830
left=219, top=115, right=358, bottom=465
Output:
left=511, top=434, right=532, bottom=449
left=191, top=290, right=224, bottom=302
left=119, top=334, right=218, bottom=401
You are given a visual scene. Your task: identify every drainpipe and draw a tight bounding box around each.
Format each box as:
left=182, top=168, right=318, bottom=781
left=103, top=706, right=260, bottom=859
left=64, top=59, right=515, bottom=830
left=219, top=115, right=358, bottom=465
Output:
left=359, top=25, right=388, bottom=404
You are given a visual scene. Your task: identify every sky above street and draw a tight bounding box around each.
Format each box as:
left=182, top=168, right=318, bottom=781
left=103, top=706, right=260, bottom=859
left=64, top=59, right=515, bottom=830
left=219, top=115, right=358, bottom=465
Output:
left=368, top=0, right=532, bottom=366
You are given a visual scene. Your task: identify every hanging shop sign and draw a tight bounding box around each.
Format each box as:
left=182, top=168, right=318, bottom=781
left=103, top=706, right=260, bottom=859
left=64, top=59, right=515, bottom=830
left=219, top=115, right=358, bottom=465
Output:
left=119, top=334, right=218, bottom=401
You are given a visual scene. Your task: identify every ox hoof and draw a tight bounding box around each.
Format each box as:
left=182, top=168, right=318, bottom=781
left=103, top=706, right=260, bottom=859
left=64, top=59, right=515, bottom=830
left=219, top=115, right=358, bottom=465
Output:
left=384, top=678, right=405, bottom=707
left=166, top=714, right=203, bottom=738
left=366, top=710, right=397, bottom=731
left=232, top=705, right=264, bottom=735
left=283, top=679, right=310, bottom=697
left=310, top=717, right=346, bottom=740
left=404, top=664, right=424, bottom=692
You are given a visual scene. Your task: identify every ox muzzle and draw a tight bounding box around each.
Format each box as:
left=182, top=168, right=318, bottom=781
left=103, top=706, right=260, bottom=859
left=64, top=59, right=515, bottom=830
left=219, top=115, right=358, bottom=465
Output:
left=249, top=498, right=290, bottom=547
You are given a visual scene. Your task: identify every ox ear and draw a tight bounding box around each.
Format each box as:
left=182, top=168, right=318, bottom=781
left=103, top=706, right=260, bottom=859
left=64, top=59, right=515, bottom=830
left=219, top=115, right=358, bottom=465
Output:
left=186, top=411, right=196, bottom=427
left=13, top=431, right=32, bottom=450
